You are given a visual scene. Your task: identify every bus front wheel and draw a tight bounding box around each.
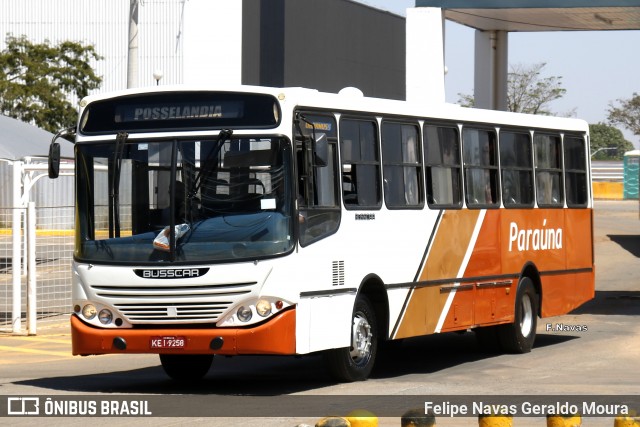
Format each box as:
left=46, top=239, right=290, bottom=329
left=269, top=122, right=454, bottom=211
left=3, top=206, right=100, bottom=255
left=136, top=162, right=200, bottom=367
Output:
left=324, top=295, right=378, bottom=382
left=159, top=354, right=213, bottom=381
left=498, top=277, right=538, bottom=353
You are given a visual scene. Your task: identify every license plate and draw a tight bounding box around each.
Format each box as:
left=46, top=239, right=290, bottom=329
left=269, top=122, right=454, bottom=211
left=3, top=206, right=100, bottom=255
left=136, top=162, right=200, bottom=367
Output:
left=150, top=336, right=186, bottom=349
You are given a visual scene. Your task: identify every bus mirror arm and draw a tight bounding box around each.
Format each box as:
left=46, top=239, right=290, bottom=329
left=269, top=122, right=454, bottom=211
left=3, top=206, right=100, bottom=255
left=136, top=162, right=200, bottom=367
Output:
left=48, top=126, right=75, bottom=179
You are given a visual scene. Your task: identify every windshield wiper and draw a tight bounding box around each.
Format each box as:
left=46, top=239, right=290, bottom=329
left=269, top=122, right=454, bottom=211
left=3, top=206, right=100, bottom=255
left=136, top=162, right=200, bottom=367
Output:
left=109, top=132, right=128, bottom=238
left=187, top=129, right=233, bottom=211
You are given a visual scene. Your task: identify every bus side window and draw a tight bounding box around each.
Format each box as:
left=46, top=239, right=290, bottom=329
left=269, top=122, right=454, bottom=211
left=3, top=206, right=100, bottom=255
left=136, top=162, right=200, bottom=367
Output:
left=564, top=135, right=589, bottom=207
left=381, top=121, right=423, bottom=209
left=534, top=134, right=564, bottom=207
left=340, top=118, right=382, bottom=209
left=424, top=124, right=462, bottom=208
left=462, top=127, right=499, bottom=208
left=500, top=130, right=534, bottom=207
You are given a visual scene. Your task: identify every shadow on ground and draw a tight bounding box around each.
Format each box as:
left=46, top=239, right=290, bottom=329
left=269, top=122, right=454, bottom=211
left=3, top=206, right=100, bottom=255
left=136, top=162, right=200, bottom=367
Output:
left=607, top=234, right=640, bottom=258
left=13, top=328, right=578, bottom=396
left=572, top=290, right=640, bottom=316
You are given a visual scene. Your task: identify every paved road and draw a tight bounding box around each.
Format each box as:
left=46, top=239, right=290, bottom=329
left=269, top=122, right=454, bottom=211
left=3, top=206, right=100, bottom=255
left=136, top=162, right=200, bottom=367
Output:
left=0, top=201, right=638, bottom=427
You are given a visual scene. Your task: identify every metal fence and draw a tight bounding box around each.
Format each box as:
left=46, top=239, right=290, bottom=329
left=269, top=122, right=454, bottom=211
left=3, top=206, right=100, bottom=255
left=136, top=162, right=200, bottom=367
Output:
left=591, top=161, right=624, bottom=181
left=33, top=206, right=74, bottom=324
left=0, top=207, right=24, bottom=332
left=0, top=205, right=73, bottom=334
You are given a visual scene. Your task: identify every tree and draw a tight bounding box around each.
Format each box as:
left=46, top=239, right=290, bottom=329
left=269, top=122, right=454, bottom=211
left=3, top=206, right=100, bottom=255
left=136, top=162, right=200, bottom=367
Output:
left=589, top=123, right=634, bottom=160
left=0, top=34, right=102, bottom=133
left=507, top=62, right=566, bottom=115
left=458, top=62, right=567, bottom=115
left=607, top=93, right=640, bottom=139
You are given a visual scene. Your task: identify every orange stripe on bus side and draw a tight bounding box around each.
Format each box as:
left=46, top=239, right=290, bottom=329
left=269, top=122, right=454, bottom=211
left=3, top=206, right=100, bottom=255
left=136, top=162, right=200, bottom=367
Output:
left=394, top=210, right=480, bottom=339
left=392, top=208, right=595, bottom=339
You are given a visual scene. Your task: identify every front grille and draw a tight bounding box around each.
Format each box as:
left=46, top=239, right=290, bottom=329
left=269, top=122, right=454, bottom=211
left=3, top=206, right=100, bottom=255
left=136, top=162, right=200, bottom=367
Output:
left=114, top=302, right=232, bottom=322
left=92, top=283, right=253, bottom=298
left=90, top=281, right=257, bottom=324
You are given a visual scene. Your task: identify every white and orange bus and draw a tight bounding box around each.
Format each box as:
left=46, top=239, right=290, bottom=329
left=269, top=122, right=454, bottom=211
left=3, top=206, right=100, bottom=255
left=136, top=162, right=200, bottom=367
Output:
left=49, top=85, right=594, bottom=382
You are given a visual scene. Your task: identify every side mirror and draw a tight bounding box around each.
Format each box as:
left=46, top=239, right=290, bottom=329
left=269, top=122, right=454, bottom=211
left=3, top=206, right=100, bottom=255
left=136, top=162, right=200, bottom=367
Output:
left=48, top=142, right=61, bottom=179
left=48, top=126, right=75, bottom=179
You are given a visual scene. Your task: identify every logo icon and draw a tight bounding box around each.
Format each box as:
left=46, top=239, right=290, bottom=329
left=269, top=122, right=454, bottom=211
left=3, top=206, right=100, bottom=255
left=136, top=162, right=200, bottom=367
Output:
left=7, top=397, right=40, bottom=415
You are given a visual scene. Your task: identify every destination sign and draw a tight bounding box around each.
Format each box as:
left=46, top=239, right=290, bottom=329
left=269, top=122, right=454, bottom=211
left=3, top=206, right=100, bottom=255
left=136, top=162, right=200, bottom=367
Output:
left=115, top=101, right=243, bottom=123
left=79, top=91, right=280, bottom=134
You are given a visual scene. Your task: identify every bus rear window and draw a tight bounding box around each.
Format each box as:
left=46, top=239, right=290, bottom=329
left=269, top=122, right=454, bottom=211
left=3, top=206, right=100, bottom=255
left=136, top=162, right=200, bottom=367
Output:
left=80, top=92, right=281, bottom=134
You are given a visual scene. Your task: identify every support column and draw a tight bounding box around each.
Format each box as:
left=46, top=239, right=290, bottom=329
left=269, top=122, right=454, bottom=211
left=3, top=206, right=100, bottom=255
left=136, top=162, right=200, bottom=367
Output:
left=184, top=0, right=243, bottom=85
left=27, top=202, right=36, bottom=336
left=474, top=30, right=508, bottom=111
left=12, top=161, right=22, bottom=334
left=406, top=7, right=446, bottom=104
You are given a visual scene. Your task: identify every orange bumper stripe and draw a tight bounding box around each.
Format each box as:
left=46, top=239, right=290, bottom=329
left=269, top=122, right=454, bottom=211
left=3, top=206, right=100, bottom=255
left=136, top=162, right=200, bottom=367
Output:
left=71, top=308, right=296, bottom=356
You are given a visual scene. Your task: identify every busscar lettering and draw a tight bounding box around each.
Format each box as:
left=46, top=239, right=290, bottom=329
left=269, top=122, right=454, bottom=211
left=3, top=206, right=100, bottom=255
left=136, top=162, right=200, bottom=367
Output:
left=141, top=269, right=201, bottom=279
left=134, top=267, right=208, bottom=279
left=508, top=219, right=562, bottom=252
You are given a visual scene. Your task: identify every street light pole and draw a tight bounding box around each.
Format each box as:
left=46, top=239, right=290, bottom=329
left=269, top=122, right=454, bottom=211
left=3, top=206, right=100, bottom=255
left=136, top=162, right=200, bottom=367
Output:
left=153, top=70, right=164, bottom=86
left=127, top=0, right=139, bottom=89
left=590, top=147, right=617, bottom=158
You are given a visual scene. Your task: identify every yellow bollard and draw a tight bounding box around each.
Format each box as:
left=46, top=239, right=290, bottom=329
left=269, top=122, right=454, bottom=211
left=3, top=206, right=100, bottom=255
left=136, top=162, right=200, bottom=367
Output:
left=401, top=408, right=436, bottom=427
left=614, top=416, right=640, bottom=427
left=478, top=415, right=513, bottom=427
left=315, top=416, right=351, bottom=427
left=345, top=409, right=378, bottom=427
left=547, top=414, right=582, bottom=427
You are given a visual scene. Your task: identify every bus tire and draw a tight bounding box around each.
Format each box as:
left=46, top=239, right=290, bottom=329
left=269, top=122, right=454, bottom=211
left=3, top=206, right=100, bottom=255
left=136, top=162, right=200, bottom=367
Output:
left=498, top=277, right=538, bottom=353
left=324, top=295, right=378, bottom=382
left=159, top=354, right=213, bottom=381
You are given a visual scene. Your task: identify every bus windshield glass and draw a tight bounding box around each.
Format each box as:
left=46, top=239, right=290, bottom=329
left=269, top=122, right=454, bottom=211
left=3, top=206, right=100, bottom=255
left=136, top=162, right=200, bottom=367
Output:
left=75, top=136, right=294, bottom=264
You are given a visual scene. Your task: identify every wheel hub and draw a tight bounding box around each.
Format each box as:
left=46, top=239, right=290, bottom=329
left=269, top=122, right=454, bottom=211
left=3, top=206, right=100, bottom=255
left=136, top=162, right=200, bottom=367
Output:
left=350, top=314, right=372, bottom=364
left=520, top=294, right=533, bottom=337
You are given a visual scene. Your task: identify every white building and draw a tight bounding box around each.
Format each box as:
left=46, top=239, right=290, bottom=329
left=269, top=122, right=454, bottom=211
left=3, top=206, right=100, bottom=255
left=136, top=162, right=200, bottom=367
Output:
left=0, top=0, right=244, bottom=93
left=0, top=0, right=408, bottom=101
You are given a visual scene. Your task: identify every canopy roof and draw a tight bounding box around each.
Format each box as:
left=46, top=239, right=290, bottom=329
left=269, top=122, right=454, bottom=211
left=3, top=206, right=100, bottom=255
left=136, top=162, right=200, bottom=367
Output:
left=0, top=115, right=73, bottom=160
left=416, top=0, right=640, bottom=31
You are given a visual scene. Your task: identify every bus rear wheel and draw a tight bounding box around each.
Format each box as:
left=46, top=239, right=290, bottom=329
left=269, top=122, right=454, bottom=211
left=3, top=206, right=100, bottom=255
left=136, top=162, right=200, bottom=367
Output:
left=324, top=295, right=378, bottom=382
left=498, top=277, right=538, bottom=353
left=159, top=354, right=213, bottom=381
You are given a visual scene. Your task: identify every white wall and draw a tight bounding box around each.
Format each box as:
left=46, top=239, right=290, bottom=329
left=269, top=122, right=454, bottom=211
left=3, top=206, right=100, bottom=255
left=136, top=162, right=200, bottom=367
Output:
left=183, top=0, right=243, bottom=86
left=405, top=7, right=445, bottom=105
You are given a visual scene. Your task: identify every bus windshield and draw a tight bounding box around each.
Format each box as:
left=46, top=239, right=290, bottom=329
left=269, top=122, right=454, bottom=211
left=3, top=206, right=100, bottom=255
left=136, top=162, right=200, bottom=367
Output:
left=75, top=135, right=294, bottom=264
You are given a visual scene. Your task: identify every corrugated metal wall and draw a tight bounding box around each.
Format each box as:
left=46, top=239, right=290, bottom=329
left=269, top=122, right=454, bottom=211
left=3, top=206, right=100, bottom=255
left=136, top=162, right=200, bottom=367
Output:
left=0, top=0, right=185, bottom=96
left=0, top=0, right=186, bottom=221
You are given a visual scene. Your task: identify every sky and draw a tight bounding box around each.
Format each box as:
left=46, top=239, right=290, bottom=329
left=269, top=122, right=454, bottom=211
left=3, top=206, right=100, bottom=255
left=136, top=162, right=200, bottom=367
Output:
left=354, top=0, right=640, bottom=149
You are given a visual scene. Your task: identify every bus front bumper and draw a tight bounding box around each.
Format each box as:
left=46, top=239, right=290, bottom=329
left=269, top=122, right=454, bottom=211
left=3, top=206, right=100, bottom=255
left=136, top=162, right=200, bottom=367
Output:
left=71, top=308, right=296, bottom=356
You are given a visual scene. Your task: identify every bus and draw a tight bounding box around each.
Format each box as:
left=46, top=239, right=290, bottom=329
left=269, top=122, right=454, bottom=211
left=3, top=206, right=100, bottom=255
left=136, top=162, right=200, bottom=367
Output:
left=48, top=85, right=595, bottom=382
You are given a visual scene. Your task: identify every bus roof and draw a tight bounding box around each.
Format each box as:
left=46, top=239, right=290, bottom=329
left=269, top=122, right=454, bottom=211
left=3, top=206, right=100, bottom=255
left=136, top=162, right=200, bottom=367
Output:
left=79, top=84, right=589, bottom=134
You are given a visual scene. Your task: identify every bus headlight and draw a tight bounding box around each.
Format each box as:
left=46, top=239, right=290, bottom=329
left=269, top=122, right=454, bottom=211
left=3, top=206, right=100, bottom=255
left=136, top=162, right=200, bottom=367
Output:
left=217, top=298, right=293, bottom=327
left=237, top=306, right=252, bottom=322
left=82, top=304, right=97, bottom=320
left=256, top=299, right=272, bottom=317
left=98, top=309, right=113, bottom=325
